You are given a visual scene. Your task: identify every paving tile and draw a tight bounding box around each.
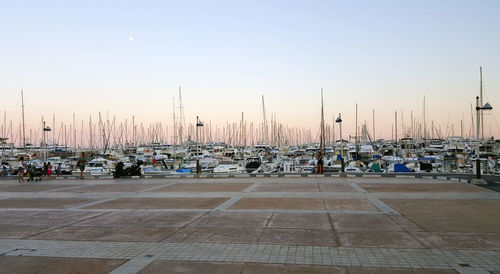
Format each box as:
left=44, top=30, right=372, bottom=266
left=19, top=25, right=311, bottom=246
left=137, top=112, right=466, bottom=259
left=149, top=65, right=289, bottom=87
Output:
left=140, top=260, right=350, bottom=274
left=29, top=226, right=179, bottom=242
left=0, top=198, right=95, bottom=209
left=241, top=263, right=348, bottom=273
left=359, top=183, right=488, bottom=193
left=346, top=266, right=457, bottom=273
left=161, top=228, right=200, bottom=243
left=386, top=214, right=424, bottom=232
left=251, top=183, right=320, bottom=192
left=74, top=211, right=153, bottom=226
left=258, top=228, right=337, bottom=246
left=139, top=260, right=245, bottom=273
left=384, top=199, right=500, bottom=233
left=230, top=198, right=326, bottom=210
left=268, top=212, right=332, bottom=229
left=318, top=183, right=357, bottom=192
left=83, top=197, right=229, bottom=210
left=187, top=212, right=272, bottom=228
left=11, top=211, right=104, bottom=226
left=323, top=199, right=379, bottom=211
left=140, top=212, right=205, bottom=227
left=54, top=184, right=162, bottom=193
left=0, top=184, right=75, bottom=192
left=148, top=183, right=252, bottom=192
left=412, top=231, right=500, bottom=250
left=182, top=227, right=264, bottom=244
left=0, top=256, right=126, bottom=274
left=0, top=210, right=41, bottom=224
left=0, top=224, right=53, bottom=238
left=337, top=231, right=424, bottom=248
left=330, top=214, right=403, bottom=231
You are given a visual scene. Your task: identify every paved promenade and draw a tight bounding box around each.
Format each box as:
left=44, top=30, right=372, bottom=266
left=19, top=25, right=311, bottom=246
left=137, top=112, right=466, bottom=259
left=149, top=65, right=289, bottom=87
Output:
left=0, top=177, right=499, bottom=273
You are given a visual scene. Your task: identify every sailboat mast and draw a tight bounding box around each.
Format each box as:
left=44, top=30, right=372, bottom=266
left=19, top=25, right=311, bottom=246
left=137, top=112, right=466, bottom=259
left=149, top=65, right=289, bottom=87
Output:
left=423, top=96, right=426, bottom=139
left=395, top=111, right=398, bottom=144
left=262, top=95, right=268, bottom=144
left=172, top=97, right=177, bottom=160
left=372, top=109, right=375, bottom=141
left=480, top=66, right=484, bottom=139
left=316, top=88, right=324, bottom=174
left=21, top=88, right=26, bottom=149
left=320, top=89, right=324, bottom=151
left=355, top=103, right=358, bottom=145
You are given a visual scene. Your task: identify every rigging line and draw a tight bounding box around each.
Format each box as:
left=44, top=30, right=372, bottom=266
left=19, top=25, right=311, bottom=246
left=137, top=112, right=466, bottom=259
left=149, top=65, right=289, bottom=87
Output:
left=490, top=114, right=500, bottom=136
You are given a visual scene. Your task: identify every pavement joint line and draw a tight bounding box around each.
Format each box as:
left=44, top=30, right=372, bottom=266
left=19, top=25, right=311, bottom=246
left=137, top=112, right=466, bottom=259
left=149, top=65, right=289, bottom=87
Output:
left=213, top=197, right=242, bottom=211
left=41, top=185, right=87, bottom=193
left=242, top=182, right=262, bottom=193
left=109, top=253, right=159, bottom=274
left=2, top=239, right=499, bottom=271
left=66, top=198, right=118, bottom=210
left=138, top=182, right=176, bottom=193
left=347, top=182, right=368, bottom=193
left=367, top=198, right=400, bottom=214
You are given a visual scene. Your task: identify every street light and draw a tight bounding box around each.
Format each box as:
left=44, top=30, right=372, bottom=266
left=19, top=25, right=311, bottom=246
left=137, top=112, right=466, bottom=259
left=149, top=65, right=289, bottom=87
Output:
left=335, top=113, right=346, bottom=176
left=0, top=137, right=7, bottom=162
left=195, top=116, right=204, bottom=174
left=474, top=96, right=493, bottom=183
left=43, top=121, right=51, bottom=162
left=195, top=116, right=204, bottom=146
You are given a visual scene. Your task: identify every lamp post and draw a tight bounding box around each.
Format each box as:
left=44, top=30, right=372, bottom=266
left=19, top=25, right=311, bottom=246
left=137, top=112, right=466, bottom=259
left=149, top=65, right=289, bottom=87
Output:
left=0, top=137, right=7, bottom=162
left=43, top=122, right=51, bottom=162
left=195, top=116, right=204, bottom=174
left=474, top=96, right=492, bottom=183
left=336, top=113, right=346, bottom=176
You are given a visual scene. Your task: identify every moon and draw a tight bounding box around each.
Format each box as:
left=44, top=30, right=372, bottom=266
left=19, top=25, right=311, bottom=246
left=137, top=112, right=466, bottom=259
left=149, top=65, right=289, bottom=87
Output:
left=128, top=36, right=135, bottom=42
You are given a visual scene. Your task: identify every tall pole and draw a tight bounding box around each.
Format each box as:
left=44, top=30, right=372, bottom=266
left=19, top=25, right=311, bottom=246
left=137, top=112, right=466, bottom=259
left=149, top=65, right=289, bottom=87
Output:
left=172, top=97, right=177, bottom=163
left=73, top=113, right=76, bottom=153
left=262, top=95, right=268, bottom=144
left=460, top=120, right=463, bottom=140
left=395, top=111, right=398, bottom=145
left=196, top=116, right=199, bottom=145
left=337, top=113, right=345, bottom=175
left=21, top=88, right=26, bottom=149
left=1, top=111, right=5, bottom=161
left=339, top=114, right=342, bottom=160
left=476, top=96, right=481, bottom=179
left=317, top=89, right=324, bottom=174
left=355, top=104, right=358, bottom=144
left=423, top=96, right=426, bottom=139
left=372, top=109, right=375, bottom=141
left=132, top=116, right=135, bottom=147
left=480, top=67, right=484, bottom=139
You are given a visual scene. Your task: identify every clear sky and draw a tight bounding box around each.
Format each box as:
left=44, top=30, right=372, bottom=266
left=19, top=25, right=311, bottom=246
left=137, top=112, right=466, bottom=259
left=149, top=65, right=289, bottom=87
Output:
left=1, top=0, right=499, bottom=144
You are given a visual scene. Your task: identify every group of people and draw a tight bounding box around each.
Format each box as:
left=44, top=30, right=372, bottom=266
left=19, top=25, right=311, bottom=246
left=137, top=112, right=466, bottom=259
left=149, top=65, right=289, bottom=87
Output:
left=15, top=152, right=87, bottom=182
left=17, top=157, right=62, bottom=182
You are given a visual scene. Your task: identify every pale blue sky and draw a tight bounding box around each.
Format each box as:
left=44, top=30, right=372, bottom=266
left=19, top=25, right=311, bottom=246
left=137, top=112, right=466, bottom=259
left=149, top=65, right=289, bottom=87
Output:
left=1, top=0, right=499, bottom=139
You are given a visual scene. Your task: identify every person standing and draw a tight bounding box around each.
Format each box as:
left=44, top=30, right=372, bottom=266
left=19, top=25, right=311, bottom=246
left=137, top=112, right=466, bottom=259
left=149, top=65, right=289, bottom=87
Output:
left=18, top=157, right=25, bottom=183
left=47, top=162, right=53, bottom=179
left=57, top=163, right=62, bottom=176
left=43, top=162, right=48, bottom=178
left=77, top=152, right=86, bottom=179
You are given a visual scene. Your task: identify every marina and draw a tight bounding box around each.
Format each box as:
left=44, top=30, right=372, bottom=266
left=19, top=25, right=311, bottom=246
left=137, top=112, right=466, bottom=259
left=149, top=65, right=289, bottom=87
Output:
left=0, top=176, right=499, bottom=273
left=2, top=0, right=500, bottom=272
